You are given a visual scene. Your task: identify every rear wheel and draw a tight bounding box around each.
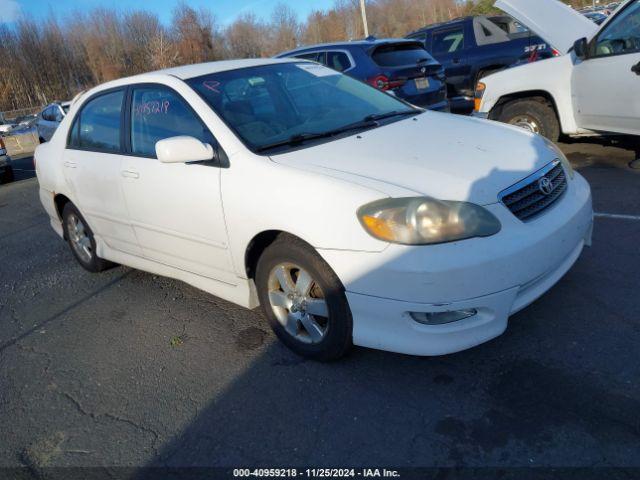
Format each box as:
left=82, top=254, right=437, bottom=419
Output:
left=497, top=98, right=560, bottom=142
left=62, top=203, right=115, bottom=272
left=255, top=235, right=352, bottom=361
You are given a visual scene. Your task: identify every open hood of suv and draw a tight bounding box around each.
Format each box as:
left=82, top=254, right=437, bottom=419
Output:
left=495, top=0, right=599, bottom=53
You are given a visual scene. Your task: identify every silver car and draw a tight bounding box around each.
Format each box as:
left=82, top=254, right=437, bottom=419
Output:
left=36, top=102, right=70, bottom=143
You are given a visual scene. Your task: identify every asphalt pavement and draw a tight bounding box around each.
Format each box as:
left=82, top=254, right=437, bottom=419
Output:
left=0, top=140, right=639, bottom=478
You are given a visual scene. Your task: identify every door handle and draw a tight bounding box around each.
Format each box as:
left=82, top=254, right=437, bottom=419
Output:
left=632, top=61, right=640, bottom=75
left=452, top=58, right=461, bottom=64
left=64, top=161, right=77, bottom=168
left=121, top=169, right=139, bottom=179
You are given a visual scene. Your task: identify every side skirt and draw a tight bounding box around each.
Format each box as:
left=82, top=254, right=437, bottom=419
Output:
left=96, top=234, right=260, bottom=309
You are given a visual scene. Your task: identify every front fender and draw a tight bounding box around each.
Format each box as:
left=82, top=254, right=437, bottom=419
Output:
left=478, top=55, right=578, bottom=134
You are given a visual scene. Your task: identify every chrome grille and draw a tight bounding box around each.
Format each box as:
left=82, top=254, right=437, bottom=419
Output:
left=499, top=160, right=567, bottom=221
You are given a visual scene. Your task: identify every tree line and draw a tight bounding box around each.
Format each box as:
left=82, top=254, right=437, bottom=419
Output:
left=0, top=0, right=588, bottom=113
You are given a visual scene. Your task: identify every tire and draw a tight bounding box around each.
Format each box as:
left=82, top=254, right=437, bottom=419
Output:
left=497, top=98, right=560, bottom=142
left=255, top=234, right=352, bottom=361
left=1, top=166, right=14, bottom=183
left=62, top=203, right=115, bottom=273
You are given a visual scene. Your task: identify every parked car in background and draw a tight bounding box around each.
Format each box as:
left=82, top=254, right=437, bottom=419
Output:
left=276, top=38, right=449, bottom=111
left=14, top=114, right=38, bottom=129
left=407, top=15, right=558, bottom=112
left=0, top=137, right=14, bottom=183
left=474, top=0, right=640, bottom=142
left=36, top=58, right=593, bottom=360
left=37, top=101, right=70, bottom=143
left=582, top=11, right=608, bottom=24
left=0, top=121, right=16, bottom=133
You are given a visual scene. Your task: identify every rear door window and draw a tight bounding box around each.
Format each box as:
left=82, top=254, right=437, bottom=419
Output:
left=372, top=43, right=431, bottom=66
left=326, top=51, right=352, bottom=72
left=130, top=86, right=210, bottom=157
left=432, top=27, right=465, bottom=54
left=70, top=90, right=124, bottom=152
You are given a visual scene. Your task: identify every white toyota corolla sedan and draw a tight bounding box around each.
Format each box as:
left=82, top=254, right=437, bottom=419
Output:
left=35, top=58, right=593, bottom=360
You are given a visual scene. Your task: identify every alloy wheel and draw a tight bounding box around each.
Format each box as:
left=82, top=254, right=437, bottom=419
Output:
left=67, top=213, right=93, bottom=264
left=267, top=262, right=329, bottom=344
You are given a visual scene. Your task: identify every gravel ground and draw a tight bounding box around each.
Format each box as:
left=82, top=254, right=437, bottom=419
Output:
left=0, top=140, right=639, bottom=478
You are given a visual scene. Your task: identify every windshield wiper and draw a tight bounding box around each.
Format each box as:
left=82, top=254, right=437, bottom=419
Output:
left=363, top=110, right=419, bottom=123
left=255, top=120, right=379, bottom=153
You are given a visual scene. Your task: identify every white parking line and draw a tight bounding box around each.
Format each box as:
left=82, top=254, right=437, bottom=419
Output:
left=594, top=212, right=640, bottom=221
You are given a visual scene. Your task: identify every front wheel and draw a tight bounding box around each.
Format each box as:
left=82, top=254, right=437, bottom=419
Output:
left=497, top=98, right=560, bottom=142
left=255, top=235, right=352, bottom=361
left=62, top=203, right=115, bottom=272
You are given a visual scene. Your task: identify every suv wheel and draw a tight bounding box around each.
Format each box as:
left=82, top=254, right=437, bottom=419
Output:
left=255, top=235, right=352, bottom=361
left=498, top=98, right=560, bottom=142
left=62, top=203, right=115, bottom=272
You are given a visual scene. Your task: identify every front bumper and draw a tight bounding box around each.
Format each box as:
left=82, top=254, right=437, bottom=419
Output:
left=319, top=172, right=593, bottom=356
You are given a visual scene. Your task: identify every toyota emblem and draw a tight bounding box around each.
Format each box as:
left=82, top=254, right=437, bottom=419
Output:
left=538, top=177, right=553, bottom=195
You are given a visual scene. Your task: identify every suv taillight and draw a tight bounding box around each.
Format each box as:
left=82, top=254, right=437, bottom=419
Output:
left=367, top=75, right=405, bottom=91
left=551, top=48, right=560, bottom=57
left=0, top=137, right=5, bottom=150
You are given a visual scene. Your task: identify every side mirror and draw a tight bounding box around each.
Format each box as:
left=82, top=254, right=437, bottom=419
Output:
left=156, top=136, right=214, bottom=164
left=573, top=37, right=588, bottom=59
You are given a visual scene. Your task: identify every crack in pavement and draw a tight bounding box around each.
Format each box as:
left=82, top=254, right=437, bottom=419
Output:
left=60, top=390, right=161, bottom=457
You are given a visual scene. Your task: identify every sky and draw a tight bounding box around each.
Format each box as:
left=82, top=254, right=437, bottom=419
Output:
left=0, top=0, right=336, bottom=25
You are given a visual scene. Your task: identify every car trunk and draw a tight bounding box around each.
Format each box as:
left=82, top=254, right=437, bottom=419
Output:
left=368, top=42, right=447, bottom=108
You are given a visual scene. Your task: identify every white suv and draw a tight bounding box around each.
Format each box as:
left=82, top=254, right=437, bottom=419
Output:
left=35, top=58, right=593, bottom=360
left=474, top=0, right=640, bottom=143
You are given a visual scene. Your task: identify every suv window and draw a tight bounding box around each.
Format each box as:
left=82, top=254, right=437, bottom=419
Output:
left=294, top=52, right=321, bottom=62
left=372, top=43, right=431, bottom=66
left=130, top=86, right=209, bottom=157
left=70, top=90, right=124, bottom=152
left=593, top=0, right=640, bottom=56
left=326, top=51, right=352, bottom=72
left=432, top=27, right=465, bottom=54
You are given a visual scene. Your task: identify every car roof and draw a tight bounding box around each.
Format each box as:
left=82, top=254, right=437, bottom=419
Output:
left=407, top=16, right=471, bottom=35
left=70, top=58, right=308, bottom=107
left=277, top=38, right=423, bottom=57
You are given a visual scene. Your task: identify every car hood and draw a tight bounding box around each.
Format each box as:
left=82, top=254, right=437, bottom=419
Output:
left=271, top=112, right=554, bottom=206
left=495, top=0, right=599, bottom=53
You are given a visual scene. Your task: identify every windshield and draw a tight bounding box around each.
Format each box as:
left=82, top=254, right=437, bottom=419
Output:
left=186, top=62, right=416, bottom=153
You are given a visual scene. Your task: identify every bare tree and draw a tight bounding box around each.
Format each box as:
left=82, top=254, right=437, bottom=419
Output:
left=0, top=0, right=488, bottom=113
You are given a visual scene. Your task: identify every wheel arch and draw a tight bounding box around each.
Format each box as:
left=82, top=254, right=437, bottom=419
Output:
left=244, top=230, right=286, bottom=280
left=489, top=90, right=561, bottom=126
left=53, top=193, right=72, bottom=221
left=244, top=230, right=324, bottom=280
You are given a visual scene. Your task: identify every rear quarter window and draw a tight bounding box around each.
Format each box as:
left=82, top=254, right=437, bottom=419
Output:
left=68, top=90, right=124, bottom=152
left=371, top=44, right=431, bottom=66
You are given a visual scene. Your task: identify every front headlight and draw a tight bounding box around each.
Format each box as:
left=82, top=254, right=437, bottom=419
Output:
left=543, top=137, right=574, bottom=179
left=357, top=197, right=501, bottom=245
